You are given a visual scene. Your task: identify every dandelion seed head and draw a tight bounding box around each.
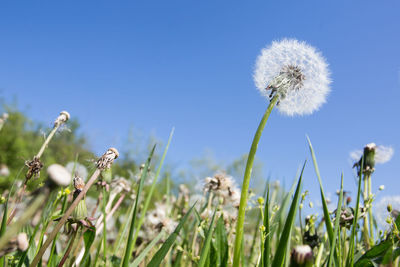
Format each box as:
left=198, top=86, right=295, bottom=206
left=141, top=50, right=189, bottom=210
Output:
left=47, top=164, right=72, bottom=187
left=204, top=172, right=234, bottom=192
left=291, top=245, right=313, bottom=264
left=17, top=233, right=29, bottom=251
left=144, top=202, right=177, bottom=238
left=0, top=164, right=10, bottom=177
left=111, top=177, right=131, bottom=194
left=254, top=39, right=331, bottom=116
left=375, top=145, right=394, bottom=164
left=65, top=162, right=88, bottom=181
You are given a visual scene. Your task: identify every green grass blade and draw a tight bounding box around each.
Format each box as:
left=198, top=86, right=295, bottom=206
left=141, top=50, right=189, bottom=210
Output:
left=131, top=128, right=174, bottom=249
left=198, top=210, right=217, bottom=267
left=121, top=144, right=156, bottom=267
left=272, top=161, right=306, bottom=267
left=113, top=203, right=134, bottom=256
left=131, top=231, right=164, bottom=267
left=306, top=136, right=334, bottom=244
left=214, top=216, right=228, bottom=267
left=347, top=156, right=364, bottom=266
left=328, top=174, right=344, bottom=267
left=147, top=202, right=196, bottom=267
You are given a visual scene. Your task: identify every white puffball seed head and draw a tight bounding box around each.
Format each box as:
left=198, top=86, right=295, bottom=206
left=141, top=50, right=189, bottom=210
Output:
left=47, top=164, right=72, bottom=187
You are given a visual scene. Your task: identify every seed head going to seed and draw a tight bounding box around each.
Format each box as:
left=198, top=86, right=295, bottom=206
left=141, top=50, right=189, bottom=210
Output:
left=351, top=143, right=394, bottom=174
left=291, top=245, right=313, bottom=266
left=25, top=157, right=44, bottom=181
left=47, top=164, right=72, bottom=187
left=254, top=39, right=331, bottom=116
left=65, top=162, right=88, bottom=181
left=96, top=147, right=119, bottom=170
left=17, top=233, right=29, bottom=251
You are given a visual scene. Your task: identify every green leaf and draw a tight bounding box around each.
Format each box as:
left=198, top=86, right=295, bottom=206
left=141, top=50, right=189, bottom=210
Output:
left=307, top=136, right=334, bottom=245
left=121, top=144, right=156, bottom=267
left=215, top=216, right=228, bottom=267
left=198, top=210, right=217, bottom=267
left=271, top=161, right=306, bottom=267
left=147, top=202, right=196, bottom=267
left=262, top=185, right=271, bottom=267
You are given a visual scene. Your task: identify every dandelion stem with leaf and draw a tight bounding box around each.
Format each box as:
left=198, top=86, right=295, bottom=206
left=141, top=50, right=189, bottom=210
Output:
left=233, top=39, right=331, bottom=266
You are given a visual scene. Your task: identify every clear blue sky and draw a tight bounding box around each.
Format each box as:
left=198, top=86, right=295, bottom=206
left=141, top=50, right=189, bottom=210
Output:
left=1, top=1, right=399, bottom=205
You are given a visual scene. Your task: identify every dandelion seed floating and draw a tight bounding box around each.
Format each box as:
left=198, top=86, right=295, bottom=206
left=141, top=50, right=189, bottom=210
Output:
left=254, top=39, right=331, bottom=116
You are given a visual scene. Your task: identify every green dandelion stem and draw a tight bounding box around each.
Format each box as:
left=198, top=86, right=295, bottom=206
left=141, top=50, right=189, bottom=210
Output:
left=367, top=174, right=374, bottom=242
left=233, top=95, right=278, bottom=267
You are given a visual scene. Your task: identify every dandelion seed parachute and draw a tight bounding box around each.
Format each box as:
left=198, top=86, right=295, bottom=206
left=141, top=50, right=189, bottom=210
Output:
left=254, top=39, right=331, bottom=116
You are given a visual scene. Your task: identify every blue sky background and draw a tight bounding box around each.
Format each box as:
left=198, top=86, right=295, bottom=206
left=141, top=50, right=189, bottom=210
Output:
left=1, top=1, right=399, bottom=210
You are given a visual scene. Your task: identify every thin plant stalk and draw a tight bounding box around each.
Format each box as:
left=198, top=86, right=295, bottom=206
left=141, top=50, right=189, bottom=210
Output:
left=233, top=95, right=278, bottom=266
left=347, top=156, right=364, bottom=266
left=362, top=175, right=370, bottom=249
left=57, top=229, right=78, bottom=267
left=367, top=174, right=374, bottom=242
left=48, top=193, right=69, bottom=266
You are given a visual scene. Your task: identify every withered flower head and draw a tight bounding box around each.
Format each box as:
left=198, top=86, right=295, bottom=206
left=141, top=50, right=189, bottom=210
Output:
left=25, top=156, right=43, bottom=181
left=96, top=147, right=119, bottom=170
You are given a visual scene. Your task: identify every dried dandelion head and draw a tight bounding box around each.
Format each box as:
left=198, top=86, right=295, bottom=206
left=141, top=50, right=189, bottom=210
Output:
left=54, top=111, right=70, bottom=127
left=96, top=147, right=119, bottom=170
left=254, top=39, right=331, bottom=116
left=204, top=172, right=234, bottom=192
left=25, top=156, right=44, bottom=181
left=110, top=177, right=131, bottom=195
